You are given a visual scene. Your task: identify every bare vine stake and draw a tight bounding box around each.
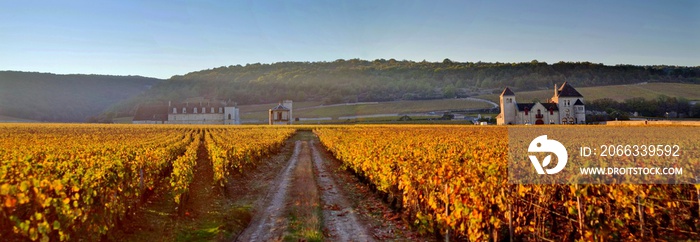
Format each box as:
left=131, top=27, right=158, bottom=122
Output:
left=638, top=196, right=644, bottom=239
left=576, top=184, right=583, bottom=240
left=445, top=184, right=449, bottom=242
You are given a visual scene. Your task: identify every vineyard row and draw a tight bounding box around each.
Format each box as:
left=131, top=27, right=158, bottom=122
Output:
left=0, top=124, right=294, bottom=241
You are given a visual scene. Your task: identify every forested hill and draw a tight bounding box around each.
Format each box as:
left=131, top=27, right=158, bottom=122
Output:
left=106, top=59, right=697, bottom=119
left=0, top=71, right=161, bottom=122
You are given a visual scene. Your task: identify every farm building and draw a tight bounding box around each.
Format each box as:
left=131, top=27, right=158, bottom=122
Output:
left=133, top=98, right=240, bottom=125
left=269, top=100, right=293, bottom=125
left=496, top=82, right=585, bottom=125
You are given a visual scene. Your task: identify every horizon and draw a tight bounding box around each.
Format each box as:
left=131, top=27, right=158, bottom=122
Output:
left=1, top=0, right=698, bottom=79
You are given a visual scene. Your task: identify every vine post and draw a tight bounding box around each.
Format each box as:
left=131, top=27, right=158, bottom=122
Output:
left=444, top=183, right=449, bottom=242
left=637, top=195, right=644, bottom=239
left=575, top=184, right=584, bottom=240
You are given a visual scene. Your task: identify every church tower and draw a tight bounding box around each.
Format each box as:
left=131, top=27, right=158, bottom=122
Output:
left=498, top=87, right=516, bottom=125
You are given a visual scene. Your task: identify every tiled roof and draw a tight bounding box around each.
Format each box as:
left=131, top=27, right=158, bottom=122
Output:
left=516, top=103, right=534, bottom=111
left=170, top=103, right=226, bottom=114
left=171, top=103, right=225, bottom=108
left=541, top=103, right=559, bottom=111
left=270, top=104, right=290, bottom=111
left=517, top=102, right=559, bottom=111
left=557, top=82, right=583, bottom=97
left=501, top=87, right=515, bottom=96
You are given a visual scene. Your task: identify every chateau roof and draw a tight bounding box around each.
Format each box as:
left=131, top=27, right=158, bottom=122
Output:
left=270, top=104, right=290, bottom=111
left=516, top=102, right=559, bottom=111
left=556, top=82, right=583, bottom=97
left=501, top=87, right=515, bottom=96
left=133, top=105, right=168, bottom=121
left=170, top=103, right=226, bottom=109
left=516, top=103, right=534, bottom=111
left=574, top=99, right=584, bottom=105
left=541, top=103, right=559, bottom=110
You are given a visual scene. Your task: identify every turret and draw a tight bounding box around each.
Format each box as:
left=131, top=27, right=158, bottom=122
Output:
left=498, top=87, right=516, bottom=125
left=574, top=99, right=585, bottom=124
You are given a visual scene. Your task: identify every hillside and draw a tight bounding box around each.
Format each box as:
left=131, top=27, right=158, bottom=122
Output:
left=0, top=71, right=161, bottom=122
left=103, top=60, right=699, bottom=119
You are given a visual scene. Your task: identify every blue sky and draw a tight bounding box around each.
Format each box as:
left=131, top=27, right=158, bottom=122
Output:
left=1, top=0, right=698, bottom=79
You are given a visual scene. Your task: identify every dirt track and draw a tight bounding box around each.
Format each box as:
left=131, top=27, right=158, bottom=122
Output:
left=235, top=132, right=428, bottom=242
left=236, top=140, right=302, bottom=241
left=236, top=136, right=374, bottom=242
left=311, top=140, right=373, bottom=241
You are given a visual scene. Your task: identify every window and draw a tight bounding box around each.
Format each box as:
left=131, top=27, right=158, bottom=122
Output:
left=211, top=107, right=214, bottom=113
left=173, top=108, right=177, bottom=114
left=506, top=98, right=512, bottom=103
left=202, top=108, right=205, bottom=114
left=228, top=114, right=231, bottom=120
left=219, top=107, right=222, bottom=113
left=182, top=107, right=186, bottom=114
left=194, top=107, right=198, bottom=114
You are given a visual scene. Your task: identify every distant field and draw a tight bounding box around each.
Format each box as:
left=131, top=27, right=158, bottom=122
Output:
left=0, top=115, right=37, bottom=123
left=112, top=117, right=133, bottom=124
left=295, top=115, right=476, bottom=124
left=477, top=83, right=700, bottom=103
left=238, top=101, right=324, bottom=113
left=239, top=99, right=494, bottom=121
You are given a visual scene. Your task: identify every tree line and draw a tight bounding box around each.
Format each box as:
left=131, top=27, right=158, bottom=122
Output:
left=587, top=95, right=699, bottom=121
left=101, top=59, right=699, bottom=119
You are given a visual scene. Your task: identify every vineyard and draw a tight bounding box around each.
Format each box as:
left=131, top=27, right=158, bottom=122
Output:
left=315, top=125, right=700, bottom=241
left=1, top=123, right=698, bottom=241
left=0, top=124, right=294, bottom=241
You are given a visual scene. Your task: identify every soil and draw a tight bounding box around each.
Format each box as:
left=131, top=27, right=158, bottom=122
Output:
left=185, top=137, right=218, bottom=217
